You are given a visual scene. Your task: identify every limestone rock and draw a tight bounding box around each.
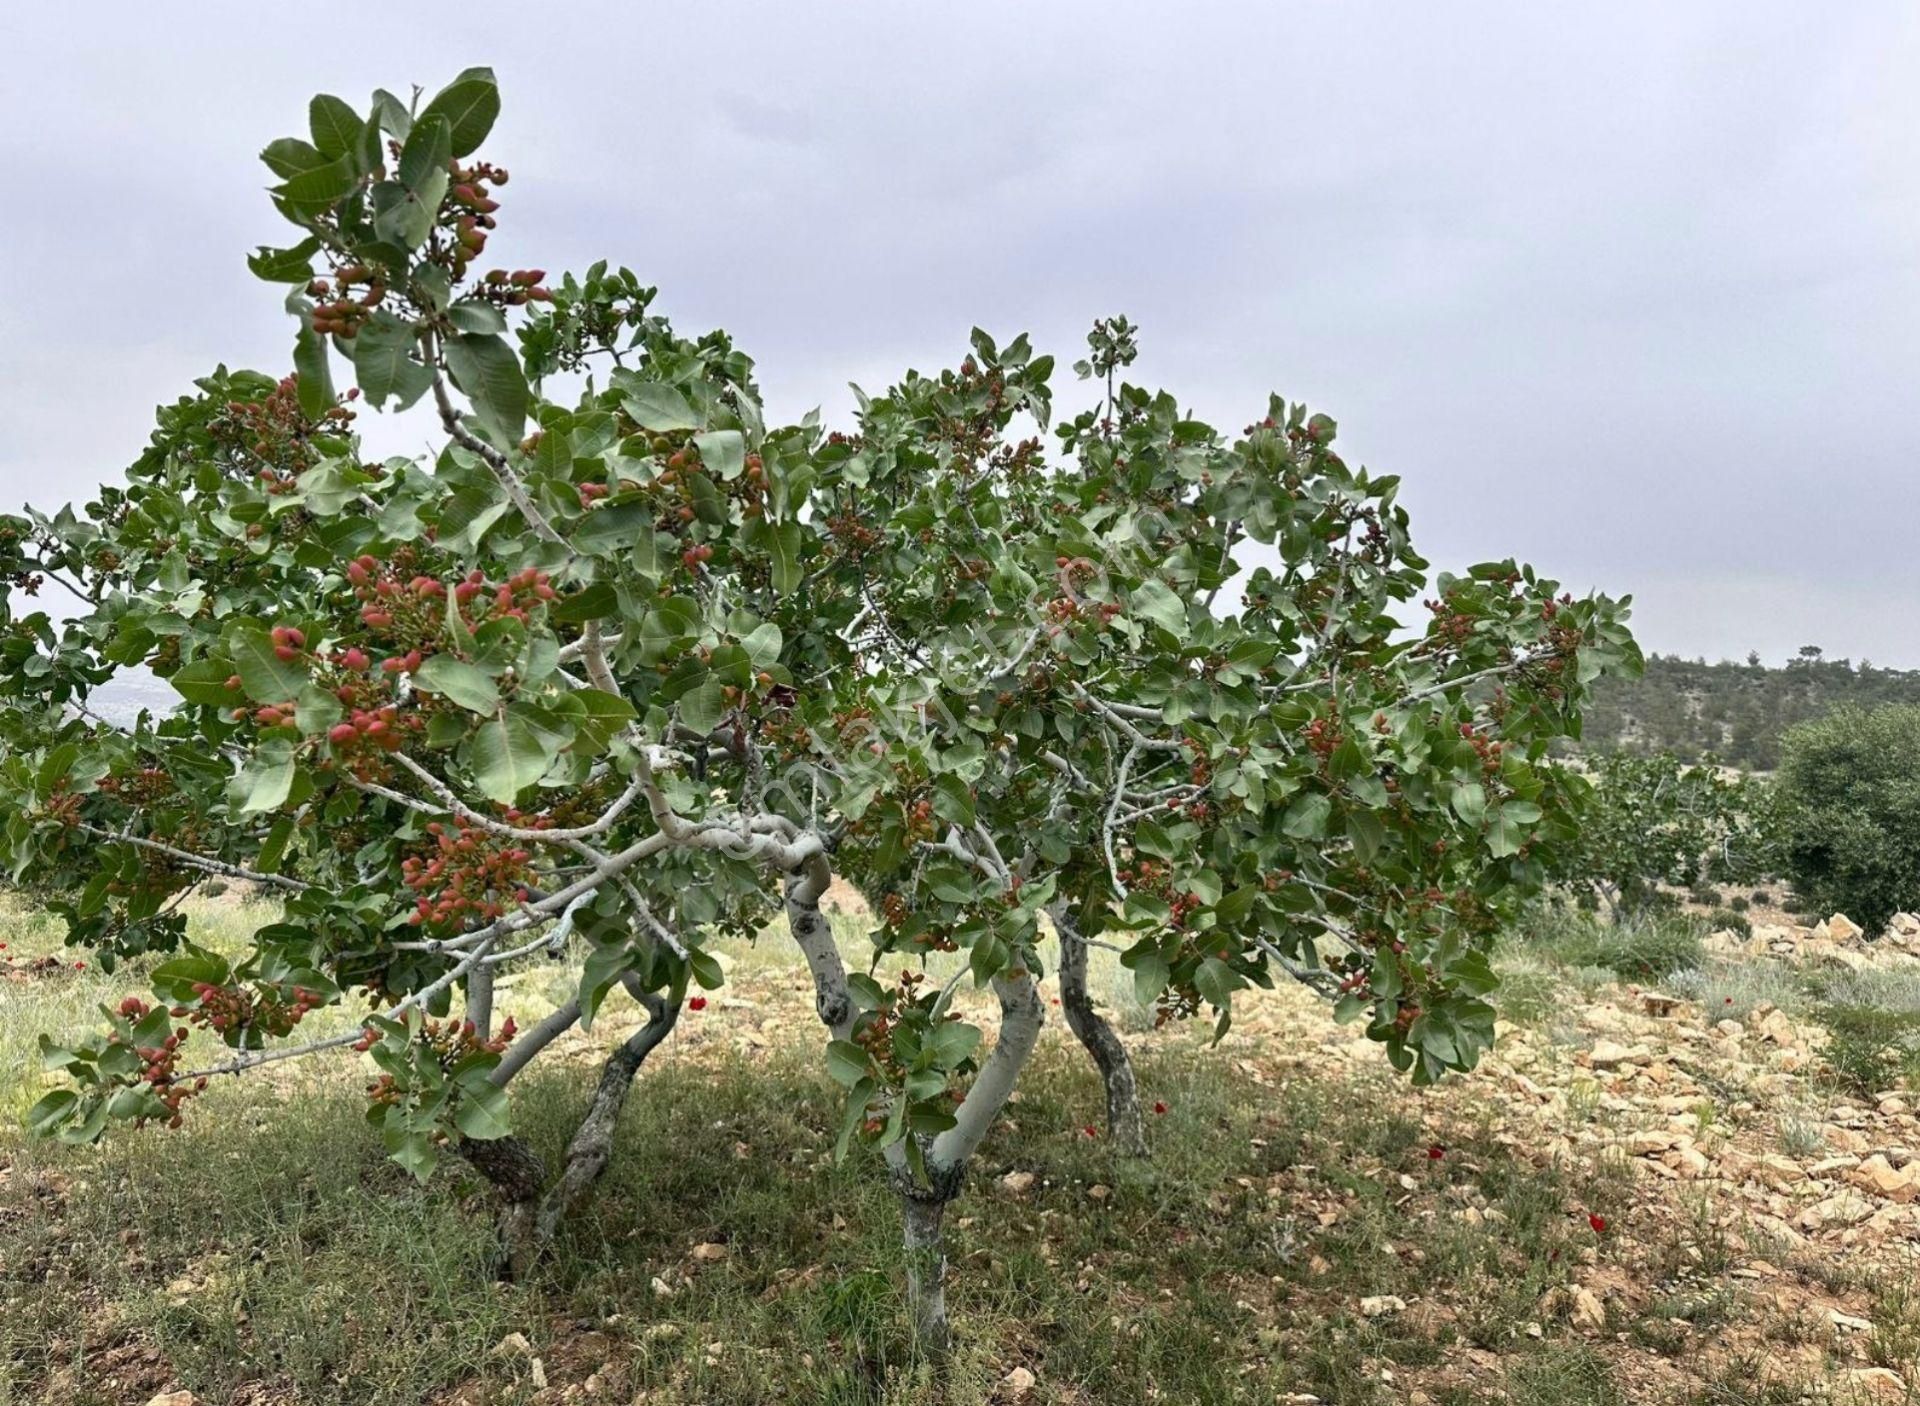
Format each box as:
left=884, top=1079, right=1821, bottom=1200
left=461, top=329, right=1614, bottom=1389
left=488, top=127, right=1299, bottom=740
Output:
left=1852, top=1155, right=1920, bottom=1204
left=1570, top=1286, right=1606, bottom=1331
left=1828, top=912, right=1864, bottom=942
left=1587, top=1040, right=1650, bottom=1070
left=1800, top=1190, right=1875, bottom=1229
left=1843, top=1368, right=1908, bottom=1401
left=1359, top=1294, right=1406, bottom=1317
left=1000, top=1170, right=1037, bottom=1195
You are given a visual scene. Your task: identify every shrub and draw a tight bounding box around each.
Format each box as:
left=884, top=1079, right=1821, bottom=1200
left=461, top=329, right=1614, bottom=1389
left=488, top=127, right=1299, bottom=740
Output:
left=1515, top=911, right=1704, bottom=983
left=1708, top=907, right=1751, bottom=938
left=1776, top=705, right=1920, bottom=939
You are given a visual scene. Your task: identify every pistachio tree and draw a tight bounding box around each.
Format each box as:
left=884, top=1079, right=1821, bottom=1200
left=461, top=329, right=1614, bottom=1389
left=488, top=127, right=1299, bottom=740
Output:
left=5, top=71, right=1639, bottom=1348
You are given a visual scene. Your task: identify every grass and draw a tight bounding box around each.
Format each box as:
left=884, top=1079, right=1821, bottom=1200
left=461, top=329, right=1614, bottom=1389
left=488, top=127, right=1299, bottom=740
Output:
left=0, top=899, right=1651, bottom=1406
left=1507, top=909, right=1707, bottom=986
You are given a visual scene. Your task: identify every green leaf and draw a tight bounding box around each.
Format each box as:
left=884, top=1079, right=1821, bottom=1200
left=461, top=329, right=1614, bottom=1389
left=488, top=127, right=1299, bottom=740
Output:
left=260, top=137, right=327, bottom=180
left=452, top=1081, right=511, bottom=1140
left=237, top=752, right=297, bottom=814
left=308, top=94, right=362, bottom=159
left=446, top=300, right=508, bottom=335
left=825, top=1040, right=871, bottom=1088
left=293, top=326, right=334, bottom=419
left=1450, top=781, right=1487, bottom=824
left=1487, top=802, right=1539, bottom=858
left=1130, top=578, right=1189, bottom=637
left=370, top=87, right=413, bottom=141
left=677, top=678, right=728, bottom=736
left=150, top=953, right=233, bottom=1003
left=465, top=708, right=561, bottom=803
left=373, top=172, right=446, bottom=251
left=397, top=115, right=452, bottom=193
left=247, top=238, right=321, bottom=284
left=769, top=521, right=803, bottom=594
left=621, top=383, right=699, bottom=432
left=274, top=153, right=359, bottom=207
left=1131, top=951, right=1171, bottom=1007
left=931, top=773, right=976, bottom=827
left=417, top=72, right=500, bottom=157
left=551, top=581, right=617, bottom=624
left=444, top=333, right=529, bottom=445
left=412, top=655, right=501, bottom=714
left=693, top=429, right=745, bottom=480
left=926, top=1021, right=981, bottom=1068
left=351, top=313, right=432, bottom=411
left=571, top=501, right=654, bottom=556
left=24, top=1089, right=79, bottom=1139
left=233, top=629, right=307, bottom=702
left=1281, top=791, right=1332, bottom=840
left=170, top=657, right=240, bottom=707
left=384, top=1126, right=440, bottom=1182
left=570, top=689, right=636, bottom=751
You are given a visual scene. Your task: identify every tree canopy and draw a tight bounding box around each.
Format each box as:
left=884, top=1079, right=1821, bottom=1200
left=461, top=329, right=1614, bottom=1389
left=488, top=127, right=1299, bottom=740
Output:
left=2, top=67, right=1639, bottom=1342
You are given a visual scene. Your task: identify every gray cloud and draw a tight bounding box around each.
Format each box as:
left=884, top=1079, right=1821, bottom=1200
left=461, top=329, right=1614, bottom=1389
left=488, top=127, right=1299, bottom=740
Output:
left=3, top=1, right=1915, bottom=662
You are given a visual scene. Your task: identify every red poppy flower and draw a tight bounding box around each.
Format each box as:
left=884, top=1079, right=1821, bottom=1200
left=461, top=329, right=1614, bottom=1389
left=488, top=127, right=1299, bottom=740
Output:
left=688, top=996, right=708, bottom=1012
left=1427, top=1145, right=1446, bottom=1160
left=1153, top=1101, right=1168, bottom=1115
left=1588, top=1213, right=1607, bottom=1234
left=1082, top=1124, right=1098, bottom=1139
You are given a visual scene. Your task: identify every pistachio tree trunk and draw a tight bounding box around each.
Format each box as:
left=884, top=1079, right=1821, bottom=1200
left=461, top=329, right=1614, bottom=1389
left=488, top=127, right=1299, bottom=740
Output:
left=1052, top=905, right=1148, bottom=1157
left=461, top=988, right=680, bottom=1279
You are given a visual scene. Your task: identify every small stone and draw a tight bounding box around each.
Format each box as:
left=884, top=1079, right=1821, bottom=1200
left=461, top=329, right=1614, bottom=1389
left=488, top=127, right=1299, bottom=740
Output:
left=1005, top=1364, right=1037, bottom=1398
left=1570, top=1286, right=1606, bottom=1331
left=145, top=1394, right=196, bottom=1406
left=1831, top=1308, right=1876, bottom=1332
left=1088, top=1183, right=1111, bottom=1202
left=1844, top=1367, right=1909, bottom=1400
left=1359, top=1295, right=1406, bottom=1317
left=1828, top=913, right=1865, bottom=942
left=529, top=1358, right=547, bottom=1390
left=690, top=1241, right=730, bottom=1262
left=1000, top=1170, right=1037, bottom=1195
left=492, top=1332, right=534, bottom=1359
left=1587, top=1040, right=1648, bottom=1070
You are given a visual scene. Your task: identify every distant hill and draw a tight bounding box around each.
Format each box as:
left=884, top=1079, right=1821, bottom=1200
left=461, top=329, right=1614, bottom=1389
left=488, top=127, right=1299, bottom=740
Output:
left=1580, top=649, right=1920, bottom=768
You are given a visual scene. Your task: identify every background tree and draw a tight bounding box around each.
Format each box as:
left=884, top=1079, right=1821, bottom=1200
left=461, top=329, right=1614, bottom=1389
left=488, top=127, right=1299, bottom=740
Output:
left=1776, top=705, right=1920, bottom=937
left=5, top=71, right=1637, bottom=1351
left=1549, top=752, right=1783, bottom=920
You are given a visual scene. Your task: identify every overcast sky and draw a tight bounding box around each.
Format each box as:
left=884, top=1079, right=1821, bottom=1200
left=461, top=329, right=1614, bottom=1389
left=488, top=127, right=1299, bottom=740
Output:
left=3, top=4, right=1915, bottom=664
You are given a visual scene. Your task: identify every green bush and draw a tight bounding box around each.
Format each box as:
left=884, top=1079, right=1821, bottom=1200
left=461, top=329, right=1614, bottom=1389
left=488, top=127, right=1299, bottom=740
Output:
left=1776, top=705, right=1920, bottom=939
left=1708, top=908, right=1751, bottom=938
left=1516, top=911, right=1705, bottom=983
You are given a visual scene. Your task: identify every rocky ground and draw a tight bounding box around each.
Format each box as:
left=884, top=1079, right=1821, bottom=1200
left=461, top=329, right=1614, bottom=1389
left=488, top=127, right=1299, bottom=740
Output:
left=14, top=897, right=1920, bottom=1404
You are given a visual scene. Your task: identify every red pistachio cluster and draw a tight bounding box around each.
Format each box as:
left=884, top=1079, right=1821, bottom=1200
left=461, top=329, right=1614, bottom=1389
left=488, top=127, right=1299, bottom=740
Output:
left=181, top=981, right=322, bottom=1041
left=217, top=374, right=356, bottom=486
left=306, top=262, right=387, bottom=340
left=349, top=551, right=556, bottom=638
left=107, top=995, right=207, bottom=1128
left=402, top=819, right=536, bottom=930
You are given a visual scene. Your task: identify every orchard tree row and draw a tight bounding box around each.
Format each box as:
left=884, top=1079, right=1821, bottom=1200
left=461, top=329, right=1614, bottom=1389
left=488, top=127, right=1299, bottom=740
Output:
left=0, top=70, right=1638, bottom=1349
